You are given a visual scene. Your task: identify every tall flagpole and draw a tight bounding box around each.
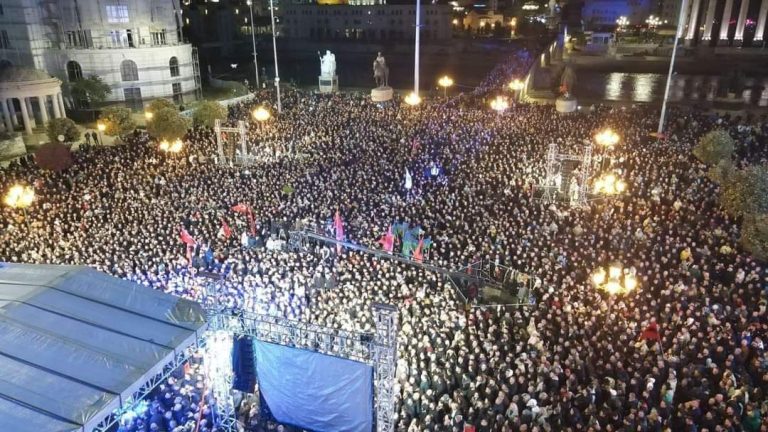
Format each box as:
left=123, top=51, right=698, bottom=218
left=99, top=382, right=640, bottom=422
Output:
left=248, top=0, right=260, bottom=89
left=414, top=0, right=421, bottom=96
left=658, top=0, right=688, bottom=135
left=269, top=0, right=282, bottom=113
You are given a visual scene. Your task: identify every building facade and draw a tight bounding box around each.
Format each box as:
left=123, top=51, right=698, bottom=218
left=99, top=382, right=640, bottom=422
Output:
left=0, top=0, right=201, bottom=110
left=678, top=0, right=768, bottom=47
left=279, top=3, right=452, bottom=41
left=582, top=0, right=653, bottom=26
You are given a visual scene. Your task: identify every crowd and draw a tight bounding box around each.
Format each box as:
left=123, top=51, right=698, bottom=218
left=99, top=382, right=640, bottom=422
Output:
left=2, top=43, right=768, bottom=432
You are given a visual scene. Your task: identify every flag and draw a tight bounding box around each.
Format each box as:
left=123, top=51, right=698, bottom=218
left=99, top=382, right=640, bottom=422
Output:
left=333, top=210, right=344, bottom=254
left=231, top=203, right=249, bottom=214
left=393, top=222, right=410, bottom=237
left=413, top=238, right=424, bottom=263
left=219, top=219, right=232, bottom=239
left=422, top=237, right=433, bottom=251
left=402, top=227, right=419, bottom=257
left=378, top=225, right=395, bottom=253
left=179, top=227, right=197, bottom=246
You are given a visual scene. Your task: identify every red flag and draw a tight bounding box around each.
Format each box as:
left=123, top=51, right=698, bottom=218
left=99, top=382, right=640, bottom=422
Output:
left=179, top=227, right=197, bottom=246
left=378, top=225, right=394, bottom=253
left=231, top=203, right=249, bottom=214
left=246, top=210, right=256, bottom=236
left=413, top=237, right=424, bottom=263
left=219, top=219, right=232, bottom=239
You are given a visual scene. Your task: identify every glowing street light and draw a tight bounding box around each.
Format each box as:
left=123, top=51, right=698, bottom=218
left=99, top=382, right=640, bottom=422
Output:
left=252, top=106, right=271, bottom=122
left=591, top=263, right=638, bottom=296
left=159, top=139, right=184, bottom=153
left=595, top=128, right=620, bottom=149
left=96, top=122, right=106, bottom=145
left=404, top=92, right=422, bottom=106
left=593, top=172, right=627, bottom=195
left=144, top=111, right=154, bottom=121
left=438, top=75, right=454, bottom=98
left=508, top=79, right=524, bottom=91
left=4, top=184, right=35, bottom=229
left=646, top=15, right=662, bottom=31
left=616, top=16, right=629, bottom=31
left=490, top=95, right=509, bottom=112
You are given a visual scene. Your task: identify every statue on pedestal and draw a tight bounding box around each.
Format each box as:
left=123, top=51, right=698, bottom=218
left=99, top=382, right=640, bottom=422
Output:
left=373, top=52, right=389, bottom=88
left=318, top=50, right=336, bottom=78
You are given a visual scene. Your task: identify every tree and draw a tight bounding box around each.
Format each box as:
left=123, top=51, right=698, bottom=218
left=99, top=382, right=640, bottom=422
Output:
left=147, top=107, right=190, bottom=141
left=147, top=98, right=176, bottom=114
left=694, top=130, right=735, bottom=165
left=192, top=100, right=227, bottom=128
left=70, top=75, right=111, bottom=108
left=720, top=165, right=768, bottom=218
left=740, top=214, right=768, bottom=261
left=707, top=159, right=735, bottom=185
left=46, top=118, right=80, bottom=143
left=98, top=106, right=136, bottom=137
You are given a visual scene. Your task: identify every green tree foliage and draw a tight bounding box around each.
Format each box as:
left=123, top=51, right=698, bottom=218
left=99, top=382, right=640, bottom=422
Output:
left=707, top=159, right=736, bottom=185
left=694, top=130, right=735, bottom=165
left=146, top=98, right=176, bottom=114
left=720, top=165, right=768, bottom=218
left=147, top=107, right=190, bottom=141
left=98, top=106, right=136, bottom=137
left=741, top=214, right=768, bottom=261
left=46, top=118, right=80, bottom=143
left=70, top=75, right=111, bottom=108
left=192, top=100, right=227, bottom=128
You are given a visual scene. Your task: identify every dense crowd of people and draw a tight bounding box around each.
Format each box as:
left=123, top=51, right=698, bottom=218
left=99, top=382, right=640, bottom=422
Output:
left=2, top=44, right=768, bottom=432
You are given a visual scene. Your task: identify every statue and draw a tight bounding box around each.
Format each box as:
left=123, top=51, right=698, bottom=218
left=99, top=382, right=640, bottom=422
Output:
left=559, top=64, right=577, bottom=98
left=373, top=52, right=389, bottom=88
left=318, top=50, right=336, bottom=78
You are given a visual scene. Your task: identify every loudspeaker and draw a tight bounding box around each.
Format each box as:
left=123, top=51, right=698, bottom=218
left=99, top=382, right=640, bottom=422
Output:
left=232, top=336, right=257, bottom=393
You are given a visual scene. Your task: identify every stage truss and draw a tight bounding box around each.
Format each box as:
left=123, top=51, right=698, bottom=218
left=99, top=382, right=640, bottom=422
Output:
left=537, top=143, right=593, bottom=207
left=204, top=295, right=398, bottom=432
left=214, top=119, right=249, bottom=166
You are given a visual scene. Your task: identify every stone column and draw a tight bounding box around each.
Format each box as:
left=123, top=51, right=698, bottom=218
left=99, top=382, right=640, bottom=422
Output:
left=755, top=0, right=768, bottom=41
left=0, top=98, right=12, bottom=132
left=38, top=95, right=49, bottom=124
left=686, top=0, right=703, bottom=44
left=57, top=93, right=67, bottom=118
left=8, top=99, right=18, bottom=127
left=719, top=0, right=735, bottom=45
left=735, top=0, right=751, bottom=44
left=701, top=0, right=719, bottom=41
left=52, top=94, right=62, bottom=119
left=24, top=97, right=36, bottom=128
left=19, top=97, right=32, bottom=135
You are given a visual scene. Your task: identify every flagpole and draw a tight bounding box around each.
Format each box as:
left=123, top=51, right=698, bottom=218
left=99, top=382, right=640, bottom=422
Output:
left=658, top=0, right=688, bottom=135
left=269, top=0, right=282, bottom=113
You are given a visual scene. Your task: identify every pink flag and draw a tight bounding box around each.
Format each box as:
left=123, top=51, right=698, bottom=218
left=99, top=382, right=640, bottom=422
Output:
left=378, top=225, right=395, bottom=253
left=334, top=210, right=344, bottom=254
left=179, top=227, right=197, bottom=246
left=413, top=237, right=424, bottom=263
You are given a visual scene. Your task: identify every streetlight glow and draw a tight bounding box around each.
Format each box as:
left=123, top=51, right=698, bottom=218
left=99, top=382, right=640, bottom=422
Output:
left=490, top=95, right=509, bottom=112
left=509, top=79, right=524, bottom=91
left=591, top=263, right=638, bottom=296
left=595, top=129, right=620, bottom=148
left=438, top=76, right=454, bottom=98
left=145, top=112, right=154, bottom=121
left=160, top=139, right=184, bottom=153
left=593, top=172, right=627, bottom=195
left=252, top=106, right=271, bottom=122
left=404, top=92, right=422, bottom=106
left=97, top=123, right=106, bottom=132
left=616, top=16, right=629, bottom=30
left=4, top=184, right=34, bottom=209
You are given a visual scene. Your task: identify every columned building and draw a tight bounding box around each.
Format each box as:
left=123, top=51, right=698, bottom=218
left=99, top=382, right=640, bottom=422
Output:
left=0, top=67, right=66, bottom=135
left=0, top=0, right=202, bottom=112
left=679, top=0, right=768, bottom=46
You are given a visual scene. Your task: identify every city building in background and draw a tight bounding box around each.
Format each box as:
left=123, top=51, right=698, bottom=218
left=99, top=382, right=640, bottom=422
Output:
left=0, top=0, right=202, bottom=111
left=582, top=0, right=653, bottom=26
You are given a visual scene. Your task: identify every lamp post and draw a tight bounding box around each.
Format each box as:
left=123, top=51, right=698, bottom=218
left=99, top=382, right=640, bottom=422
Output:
left=490, top=95, right=509, bottom=112
left=145, top=111, right=154, bottom=121
left=268, top=0, right=282, bottom=113
left=96, top=122, right=106, bottom=145
left=438, top=75, right=454, bottom=98
left=508, top=78, right=524, bottom=102
left=413, top=0, right=422, bottom=103
left=252, top=106, right=271, bottom=122
left=4, top=184, right=35, bottom=230
left=404, top=92, right=422, bottom=106
left=591, top=263, right=639, bottom=296
left=160, top=138, right=184, bottom=154
left=658, top=0, right=689, bottom=135
left=247, top=0, right=260, bottom=90
left=592, top=172, right=627, bottom=195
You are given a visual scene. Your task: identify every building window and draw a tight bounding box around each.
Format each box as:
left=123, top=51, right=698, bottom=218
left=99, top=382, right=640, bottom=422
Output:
left=66, top=61, right=83, bottom=81
left=106, top=5, right=129, bottom=23
left=0, top=30, right=9, bottom=49
left=121, top=59, right=138, bottom=81
left=169, top=57, right=179, bottom=77
left=66, top=30, right=93, bottom=48
left=151, top=30, right=167, bottom=46
left=0, top=3, right=4, bottom=15
left=172, top=83, right=182, bottom=104
left=124, top=87, right=142, bottom=111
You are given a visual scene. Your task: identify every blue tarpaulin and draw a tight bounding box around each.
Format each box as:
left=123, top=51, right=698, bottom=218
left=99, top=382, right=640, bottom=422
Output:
left=254, top=340, right=374, bottom=432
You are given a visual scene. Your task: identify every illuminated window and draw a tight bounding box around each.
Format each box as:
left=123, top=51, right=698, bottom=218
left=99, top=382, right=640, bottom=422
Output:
left=106, top=5, right=129, bottom=23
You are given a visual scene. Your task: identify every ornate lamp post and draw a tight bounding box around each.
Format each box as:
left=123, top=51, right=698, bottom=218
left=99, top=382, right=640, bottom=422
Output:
left=595, top=128, right=620, bottom=149
left=509, top=78, right=524, bottom=102
left=4, top=184, right=35, bottom=229
left=490, top=95, right=509, bottom=112
left=159, top=138, right=184, bottom=154
left=592, top=172, right=627, bottom=195
left=96, top=122, right=106, bottom=145
left=252, top=106, right=271, bottom=122
left=591, top=263, right=638, bottom=296
left=404, top=92, right=422, bottom=106
left=438, top=75, right=454, bottom=98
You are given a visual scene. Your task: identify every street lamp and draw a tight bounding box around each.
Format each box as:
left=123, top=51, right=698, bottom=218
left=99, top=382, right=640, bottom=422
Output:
left=252, top=106, right=271, bottom=122
left=159, top=138, right=184, bottom=153
left=437, top=75, right=454, bottom=98
left=96, top=122, right=106, bottom=145
left=595, top=128, right=620, bottom=149
left=4, top=184, right=35, bottom=229
left=591, top=263, right=638, bottom=296
left=616, top=16, right=629, bottom=31
left=404, top=92, right=422, bottom=106
left=144, top=111, right=154, bottom=121
left=645, top=15, right=662, bottom=31
left=247, top=0, right=260, bottom=90
left=509, top=78, right=524, bottom=101
left=268, top=0, right=282, bottom=112
left=490, top=95, right=509, bottom=112
left=592, top=172, right=627, bottom=195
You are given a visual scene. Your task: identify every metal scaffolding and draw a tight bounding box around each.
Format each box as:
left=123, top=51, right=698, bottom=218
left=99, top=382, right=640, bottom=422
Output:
left=372, top=303, right=399, bottom=432
left=214, top=119, right=248, bottom=166
left=536, top=143, right=594, bottom=207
